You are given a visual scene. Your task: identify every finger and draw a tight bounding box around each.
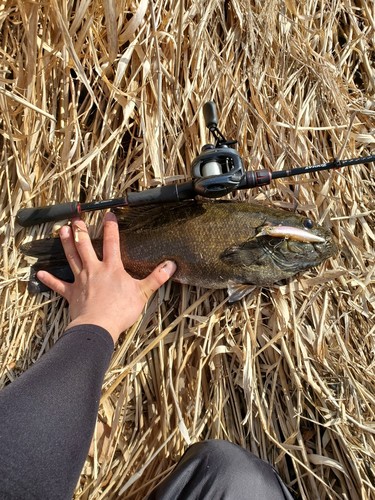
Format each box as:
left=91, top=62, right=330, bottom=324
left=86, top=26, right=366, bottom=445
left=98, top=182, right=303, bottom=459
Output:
left=103, top=212, right=121, bottom=264
left=72, top=219, right=98, bottom=267
left=139, top=260, right=176, bottom=300
left=59, top=225, right=82, bottom=276
left=37, top=270, right=72, bottom=300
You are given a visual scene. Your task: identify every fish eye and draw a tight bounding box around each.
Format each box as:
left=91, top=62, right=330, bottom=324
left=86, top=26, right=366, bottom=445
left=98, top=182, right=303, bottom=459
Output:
left=303, top=218, right=314, bottom=229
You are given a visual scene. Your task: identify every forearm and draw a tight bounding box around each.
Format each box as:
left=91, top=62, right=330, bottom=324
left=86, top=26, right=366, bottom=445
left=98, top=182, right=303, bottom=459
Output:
left=0, top=324, right=113, bottom=500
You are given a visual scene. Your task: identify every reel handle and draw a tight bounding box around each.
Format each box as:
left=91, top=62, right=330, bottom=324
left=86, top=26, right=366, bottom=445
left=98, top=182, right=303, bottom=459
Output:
left=203, top=101, right=219, bottom=130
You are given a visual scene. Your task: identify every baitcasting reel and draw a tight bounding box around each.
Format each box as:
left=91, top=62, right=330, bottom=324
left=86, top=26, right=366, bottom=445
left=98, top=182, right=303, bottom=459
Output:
left=191, top=102, right=245, bottom=198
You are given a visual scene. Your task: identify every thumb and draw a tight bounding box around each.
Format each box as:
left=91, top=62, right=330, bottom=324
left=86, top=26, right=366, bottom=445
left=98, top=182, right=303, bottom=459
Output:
left=139, top=260, right=176, bottom=299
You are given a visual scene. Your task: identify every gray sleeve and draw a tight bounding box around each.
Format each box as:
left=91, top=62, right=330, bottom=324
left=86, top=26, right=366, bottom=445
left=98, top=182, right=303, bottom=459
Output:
left=0, top=324, right=114, bottom=500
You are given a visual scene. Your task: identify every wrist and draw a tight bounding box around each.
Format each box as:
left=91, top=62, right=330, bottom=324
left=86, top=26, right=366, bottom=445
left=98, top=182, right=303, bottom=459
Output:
left=67, top=316, right=122, bottom=343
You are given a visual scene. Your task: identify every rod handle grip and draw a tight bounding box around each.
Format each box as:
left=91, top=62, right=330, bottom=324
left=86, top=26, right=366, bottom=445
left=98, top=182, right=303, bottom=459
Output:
left=16, top=201, right=80, bottom=227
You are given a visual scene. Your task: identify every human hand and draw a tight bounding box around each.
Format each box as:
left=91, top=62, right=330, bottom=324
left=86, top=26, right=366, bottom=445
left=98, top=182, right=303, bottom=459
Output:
left=36, top=212, right=176, bottom=343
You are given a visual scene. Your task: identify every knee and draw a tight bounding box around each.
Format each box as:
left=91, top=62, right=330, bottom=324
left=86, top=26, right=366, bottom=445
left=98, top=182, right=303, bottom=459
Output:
left=185, top=439, right=274, bottom=476
left=185, top=439, right=251, bottom=470
left=188, top=439, right=240, bottom=458
left=188, top=439, right=249, bottom=457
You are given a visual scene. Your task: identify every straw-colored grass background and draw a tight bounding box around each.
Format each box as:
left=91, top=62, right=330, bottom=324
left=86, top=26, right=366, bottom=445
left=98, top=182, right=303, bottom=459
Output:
left=1, top=0, right=374, bottom=498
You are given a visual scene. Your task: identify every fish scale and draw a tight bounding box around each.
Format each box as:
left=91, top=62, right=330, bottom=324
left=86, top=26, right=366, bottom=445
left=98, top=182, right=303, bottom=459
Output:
left=120, top=205, right=260, bottom=288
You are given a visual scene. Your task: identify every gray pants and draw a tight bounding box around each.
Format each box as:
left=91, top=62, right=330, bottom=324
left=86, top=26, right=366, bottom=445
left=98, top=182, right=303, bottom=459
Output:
left=149, top=439, right=294, bottom=499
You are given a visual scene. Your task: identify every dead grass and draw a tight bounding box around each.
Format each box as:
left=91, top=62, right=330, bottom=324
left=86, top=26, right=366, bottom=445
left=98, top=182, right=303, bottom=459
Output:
left=1, top=0, right=375, bottom=498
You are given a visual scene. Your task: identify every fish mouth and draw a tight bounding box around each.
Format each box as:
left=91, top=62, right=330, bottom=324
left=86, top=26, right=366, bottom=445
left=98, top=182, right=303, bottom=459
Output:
left=260, top=236, right=335, bottom=272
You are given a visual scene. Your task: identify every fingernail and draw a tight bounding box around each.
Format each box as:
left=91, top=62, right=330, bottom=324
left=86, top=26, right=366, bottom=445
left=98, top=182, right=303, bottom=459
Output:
left=59, top=226, right=70, bottom=238
left=36, top=270, right=46, bottom=280
left=72, top=219, right=84, bottom=229
left=105, top=212, right=117, bottom=222
left=161, top=260, right=177, bottom=277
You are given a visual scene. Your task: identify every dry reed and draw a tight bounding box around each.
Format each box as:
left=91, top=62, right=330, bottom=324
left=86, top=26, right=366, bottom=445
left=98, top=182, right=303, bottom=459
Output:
left=1, top=0, right=374, bottom=498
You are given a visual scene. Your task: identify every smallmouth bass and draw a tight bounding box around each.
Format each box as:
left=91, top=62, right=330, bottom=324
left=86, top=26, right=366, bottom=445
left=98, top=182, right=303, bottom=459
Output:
left=22, top=201, right=337, bottom=302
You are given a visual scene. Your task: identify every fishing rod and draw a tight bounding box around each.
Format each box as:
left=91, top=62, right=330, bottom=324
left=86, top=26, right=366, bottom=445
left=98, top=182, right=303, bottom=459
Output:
left=16, top=101, right=375, bottom=227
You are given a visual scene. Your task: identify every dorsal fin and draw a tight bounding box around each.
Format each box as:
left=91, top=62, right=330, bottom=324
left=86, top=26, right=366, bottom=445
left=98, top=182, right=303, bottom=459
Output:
left=114, top=201, right=206, bottom=231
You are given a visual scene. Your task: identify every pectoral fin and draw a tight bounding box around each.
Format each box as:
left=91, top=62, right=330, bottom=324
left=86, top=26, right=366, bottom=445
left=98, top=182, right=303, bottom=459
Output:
left=227, top=281, right=256, bottom=302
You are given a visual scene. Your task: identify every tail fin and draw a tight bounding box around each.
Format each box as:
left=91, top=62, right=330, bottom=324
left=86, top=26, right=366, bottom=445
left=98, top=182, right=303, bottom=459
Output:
left=21, top=237, right=65, bottom=260
left=21, top=238, right=73, bottom=294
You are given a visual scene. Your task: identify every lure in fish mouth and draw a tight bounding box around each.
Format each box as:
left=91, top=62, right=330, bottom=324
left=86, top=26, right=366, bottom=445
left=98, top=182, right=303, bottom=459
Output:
left=21, top=201, right=337, bottom=302
left=253, top=227, right=334, bottom=273
left=254, top=223, right=332, bottom=273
